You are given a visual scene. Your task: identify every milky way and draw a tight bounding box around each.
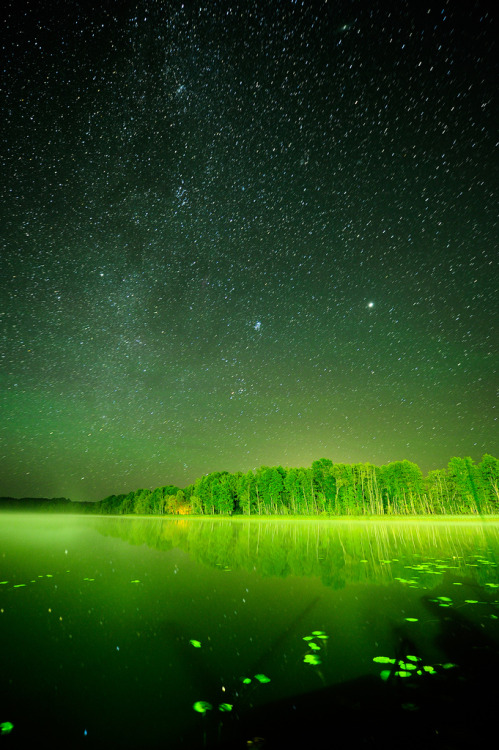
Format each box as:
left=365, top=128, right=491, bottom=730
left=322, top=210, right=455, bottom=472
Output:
left=1, top=1, right=497, bottom=501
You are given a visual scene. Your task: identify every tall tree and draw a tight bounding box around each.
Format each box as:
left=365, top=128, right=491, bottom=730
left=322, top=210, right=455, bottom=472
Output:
left=237, top=470, right=256, bottom=515
left=447, top=457, right=486, bottom=513
left=479, top=454, right=499, bottom=511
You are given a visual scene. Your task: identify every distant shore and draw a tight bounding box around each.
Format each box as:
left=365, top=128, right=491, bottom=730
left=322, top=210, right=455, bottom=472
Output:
left=50, top=512, right=499, bottom=522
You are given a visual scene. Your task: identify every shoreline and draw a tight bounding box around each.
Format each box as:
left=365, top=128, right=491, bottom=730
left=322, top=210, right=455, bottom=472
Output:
left=70, top=512, right=499, bottom=523
left=2, top=511, right=499, bottom=524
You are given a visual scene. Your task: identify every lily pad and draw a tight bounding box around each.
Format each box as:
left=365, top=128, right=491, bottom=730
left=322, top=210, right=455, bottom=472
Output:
left=189, top=640, right=202, bottom=648
left=303, top=654, right=322, bottom=665
left=193, top=701, right=212, bottom=714
left=254, top=674, right=271, bottom=683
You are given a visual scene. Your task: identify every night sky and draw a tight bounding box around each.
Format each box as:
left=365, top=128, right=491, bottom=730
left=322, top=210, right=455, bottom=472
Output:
left=1, top=0, right=497, bottom=502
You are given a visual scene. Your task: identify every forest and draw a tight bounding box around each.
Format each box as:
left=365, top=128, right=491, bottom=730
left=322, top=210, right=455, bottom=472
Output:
left=91, top=454, right=498, bottom=517
left=1, top=455, right=497, bottom=516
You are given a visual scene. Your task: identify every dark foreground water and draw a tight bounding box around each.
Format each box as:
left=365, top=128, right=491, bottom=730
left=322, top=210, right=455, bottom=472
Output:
left=0, top=515, right=498, bottom=749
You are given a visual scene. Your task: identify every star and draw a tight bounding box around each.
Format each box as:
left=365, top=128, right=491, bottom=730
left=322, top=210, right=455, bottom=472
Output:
left=0, top=1, right=494, bottom=500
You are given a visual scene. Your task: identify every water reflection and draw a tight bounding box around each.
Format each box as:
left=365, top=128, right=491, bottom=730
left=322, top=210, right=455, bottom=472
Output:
left=1, top=516, right=497, bottom=748
left=85, top=517, right=499, bottom=748
left=90, top=517, right=499, bottom=590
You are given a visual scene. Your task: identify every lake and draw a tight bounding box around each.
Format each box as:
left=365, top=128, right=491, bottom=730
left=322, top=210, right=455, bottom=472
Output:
left=0, top=514, right=498, bottom=748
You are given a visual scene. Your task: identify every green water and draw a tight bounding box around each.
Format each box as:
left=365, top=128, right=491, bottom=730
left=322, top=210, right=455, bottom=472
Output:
left=0, top=515, right=498, bottom=748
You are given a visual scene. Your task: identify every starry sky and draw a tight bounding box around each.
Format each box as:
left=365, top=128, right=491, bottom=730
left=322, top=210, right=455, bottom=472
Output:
left=1, top=0, right=497, bottom=502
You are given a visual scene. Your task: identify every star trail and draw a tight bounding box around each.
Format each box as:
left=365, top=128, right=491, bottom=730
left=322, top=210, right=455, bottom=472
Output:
left=1, top=0, right=497, bottom=501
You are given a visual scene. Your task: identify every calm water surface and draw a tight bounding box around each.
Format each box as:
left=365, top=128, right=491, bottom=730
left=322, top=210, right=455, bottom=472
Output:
left=1, top=515, right=498, bottom=748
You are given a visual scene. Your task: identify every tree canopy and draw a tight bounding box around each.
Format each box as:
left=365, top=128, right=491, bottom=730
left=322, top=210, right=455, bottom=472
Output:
left=84, top=454, right=499, bottom=516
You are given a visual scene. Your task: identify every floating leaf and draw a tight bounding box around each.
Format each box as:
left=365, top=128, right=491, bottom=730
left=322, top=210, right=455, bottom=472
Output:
left=303, top=654, right=322, bottom=665
left=13, top=584, right=26, bottom=588
left=0, top=722, right=13, bottom=735
left=317, top=634, right=329, bottom=640
left=422, top=666, right=436, bottom=674
left=441, top=663, right=457, bottom=670
left=131, top=580, right=140, bottom=584
left=218, top=703, right=233, bottom=712
left=190, top=640, right=202, bottom=648
left=405, top=617, right=418, bottom=622
left=311, top=631, right=325, bottom=636
left=193, top=701, right=212, bottom=714
left=430, top=597, right=453, bottom=607
left=254, top=674, right=271, bottom=683
left=379, top=670, right=391, bottom=681
left=303, top=636, right=314, bottom=641
left=309, top=642, right=321, bottom=651
left=398, top=662, right=417, bottom=671
left=406, top=655, right=421, bottom=662
left=373, top=656, right=396, bottom=664
left=242, top=677, right=252, bottom=684
left=0, top=582, right=9, bottom=585
left=464, top=600, right=479, bottom=604
left=394, top=670, right=411, bottom=678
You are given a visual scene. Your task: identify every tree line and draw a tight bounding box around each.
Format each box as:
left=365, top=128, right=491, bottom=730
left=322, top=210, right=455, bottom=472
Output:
left=0, top=496, right=74, bottom=512
left=91, top=454, right=499, bottom=516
